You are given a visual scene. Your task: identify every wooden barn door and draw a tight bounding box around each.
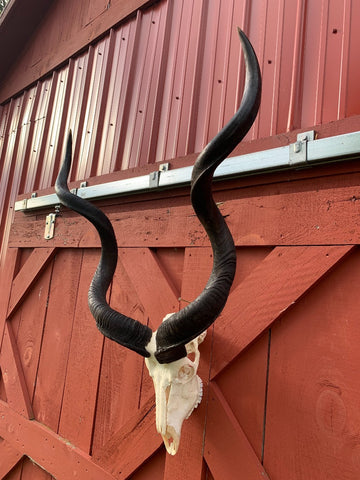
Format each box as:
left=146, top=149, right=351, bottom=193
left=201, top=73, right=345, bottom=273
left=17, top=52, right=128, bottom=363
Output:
left=1, top=165, right=360, bottom=479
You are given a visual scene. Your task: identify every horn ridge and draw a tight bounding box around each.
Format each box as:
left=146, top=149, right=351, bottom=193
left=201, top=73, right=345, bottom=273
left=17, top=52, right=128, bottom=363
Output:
left=55, top=131, right=153, bottom=357
left=154, top=29, right=261, bottom=364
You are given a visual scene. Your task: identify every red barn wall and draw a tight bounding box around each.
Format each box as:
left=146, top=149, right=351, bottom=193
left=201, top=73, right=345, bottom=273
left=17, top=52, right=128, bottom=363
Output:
left=1, top=0, right=360, bottom=266
left=1, top=0, right=360, bottom=478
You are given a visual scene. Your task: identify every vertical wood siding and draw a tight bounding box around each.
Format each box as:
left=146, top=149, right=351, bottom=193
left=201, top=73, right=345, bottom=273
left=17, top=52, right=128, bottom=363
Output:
left=1, top=0, right=360, bottom=264
left=3, top=169, right=360, bottom=479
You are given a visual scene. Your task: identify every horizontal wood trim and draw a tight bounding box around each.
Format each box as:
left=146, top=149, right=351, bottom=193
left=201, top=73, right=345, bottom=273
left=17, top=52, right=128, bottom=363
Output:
left=204, top=383, right=270, bottom=480
left=0, top=400, right=117, bottom=480
left=10, top=180, right=360, bottom=248
left=211, top=245, right=354, bottom=379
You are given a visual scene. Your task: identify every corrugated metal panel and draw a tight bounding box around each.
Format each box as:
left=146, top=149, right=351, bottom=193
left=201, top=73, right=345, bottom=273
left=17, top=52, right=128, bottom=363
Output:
left=1, top=0, right=360, bottom=266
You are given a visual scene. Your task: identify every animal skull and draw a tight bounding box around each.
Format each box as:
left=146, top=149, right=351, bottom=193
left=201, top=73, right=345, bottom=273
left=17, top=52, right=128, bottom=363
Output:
left=145, top=314, right=206, bottom=455
left=55, top=29, right=261, bottom=455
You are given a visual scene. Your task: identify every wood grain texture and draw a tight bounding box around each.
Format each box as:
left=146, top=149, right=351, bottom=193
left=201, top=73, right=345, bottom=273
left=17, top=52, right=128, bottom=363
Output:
left=94, top=395, right=163, bottom=479
left=215, top=331, right=269, bottom=460
left=18, top=459, right=51, bottom=480
left=0, top=323, right=33, bottom=419
left=92, top=338, right=143, bottom=455
left=11, top=260, right=53, bottom=410
left=119, top=247, right=179, bottom=330
left=10, top=180, right=360, bottom=248
left=7, top=248, right=56, bottom=317
left=0, top=248, right=19, bottom=339
left=211, top=245, right=354, bottom=379
left=263, top=248, right=360, bottom=479
left=0, top=400, right=116, bottom=480
left=57, top=249, right=104, bottom=454
left=91, top=256, right=146, bottom=454
left=32, top=249, right=82, bottom=432
left=0, top=439, right=22, bottom=479
left=3, top=153, right=360, bottom=479
left=163, top=247, right=213, bottom=479
left=130, top=449, right=166, bottom=479
left=204, top=383, right=270, bottom=480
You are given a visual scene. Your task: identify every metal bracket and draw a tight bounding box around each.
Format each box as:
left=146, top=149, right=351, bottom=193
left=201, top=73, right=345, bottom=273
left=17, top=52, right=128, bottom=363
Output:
left=44, top=213, right=56, bottom=240
left=289, top=130, right=315, bottom=166
left=149, top=163, right=170, bottom=188
left=159, top=163, right=170, bottom=173
left=20, top=199, right=28, bottom=210
left=149, top=171, right=160, bottom=188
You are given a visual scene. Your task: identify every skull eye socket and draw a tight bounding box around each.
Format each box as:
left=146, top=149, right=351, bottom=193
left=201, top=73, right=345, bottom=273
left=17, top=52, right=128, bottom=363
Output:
left=187, top=351, right=195, bottom=362
left=178, top=364, right=194, bottom=380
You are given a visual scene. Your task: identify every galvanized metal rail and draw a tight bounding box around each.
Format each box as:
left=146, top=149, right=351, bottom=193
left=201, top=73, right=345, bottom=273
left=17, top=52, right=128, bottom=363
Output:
left=15, top=130, right=360, bottom=213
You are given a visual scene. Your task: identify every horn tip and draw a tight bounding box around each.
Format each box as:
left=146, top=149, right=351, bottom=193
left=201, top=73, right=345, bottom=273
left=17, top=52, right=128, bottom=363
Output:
left=236, top=26, right=245, bottom=39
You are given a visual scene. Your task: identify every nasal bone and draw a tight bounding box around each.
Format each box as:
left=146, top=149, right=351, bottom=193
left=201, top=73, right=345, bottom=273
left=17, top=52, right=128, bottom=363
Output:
left=155, top=379, right=170, bottom=435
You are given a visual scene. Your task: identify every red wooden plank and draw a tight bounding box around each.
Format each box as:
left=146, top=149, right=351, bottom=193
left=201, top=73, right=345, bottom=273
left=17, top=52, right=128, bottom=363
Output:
left=204, top=382, right=270, bottom=480
left=32, top=249, right=82, bottom=432
left=138, top=247, right=187, bottom=407
left=0, top=248, right=19, bottom=339
left=263, top=247, right=360, bottom=479
left=11, top=259, right=53, bottom=406
left=92, top=338, right=143, bottom=455
left=155, top=248, right=185, bottom=296
left=0, top=323, right=33, bottom=418
left=163, top=247, right=213, bottom=478
left=58, top=249, right=104, bottom=454
left=10, top=179, right=360, bottom=249
left=2, top=459, right=23, bottom=480
left=215, top=331, right=269, bottom=460
left=0, top=369, right=6, bottom=402
left=211, top=245, right=354, bottom=379
left=0, top=399, right=116, bottom=480
left=180, top=247, right=212, bottom=303
left=7, top=247, right=56, bottom=317
left=94, top=395, right=163, bottom=479
left=130, top=449, right=166, bottom=479
left=19, top=459, right=51, bottom=480
left=92, top=257, right=148, bottom=453
left=0, top=439, right=22, bottom=478
left=119, top=248, right=179, bottom=330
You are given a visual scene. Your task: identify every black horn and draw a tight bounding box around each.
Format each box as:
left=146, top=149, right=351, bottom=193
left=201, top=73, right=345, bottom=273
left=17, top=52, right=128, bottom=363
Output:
left=154, top=29, right=261, bottom=363
left=55, top=132, right=153, bottom=357
left=55, top=29, right=261, bottom=364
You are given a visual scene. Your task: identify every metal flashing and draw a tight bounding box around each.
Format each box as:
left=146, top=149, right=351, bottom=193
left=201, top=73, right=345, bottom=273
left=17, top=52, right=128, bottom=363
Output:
left=14, top=131, right=360, bottom=212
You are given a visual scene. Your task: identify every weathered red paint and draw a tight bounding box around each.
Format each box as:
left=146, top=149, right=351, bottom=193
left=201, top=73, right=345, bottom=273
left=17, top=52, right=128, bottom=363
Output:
left=1, top=0, right=360, bottom=269
left=1, top=161, right=360, bottom=478
left=1, top=0, right=360, bottom=478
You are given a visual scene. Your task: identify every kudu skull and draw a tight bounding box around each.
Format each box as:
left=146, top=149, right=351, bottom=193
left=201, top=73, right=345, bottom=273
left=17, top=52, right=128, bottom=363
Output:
left=55, top=29, right=261, bottom=455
